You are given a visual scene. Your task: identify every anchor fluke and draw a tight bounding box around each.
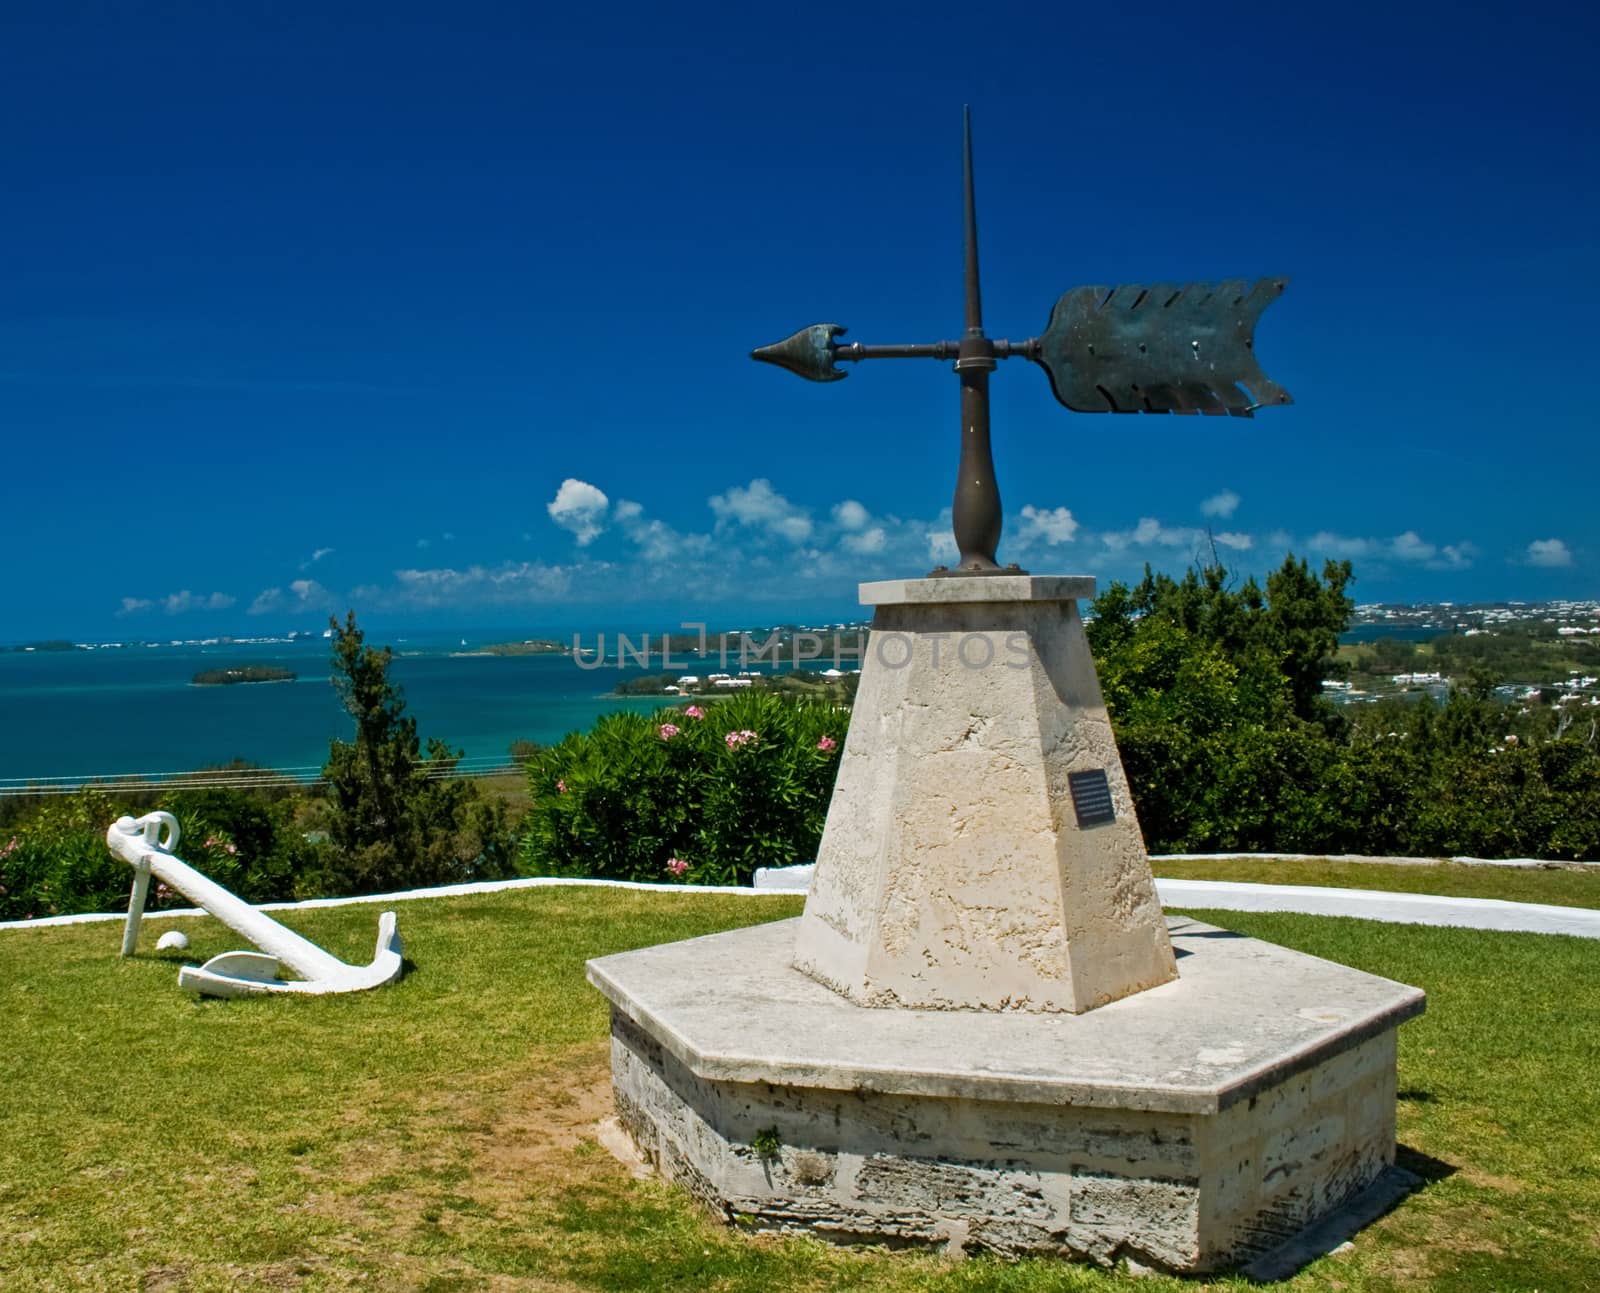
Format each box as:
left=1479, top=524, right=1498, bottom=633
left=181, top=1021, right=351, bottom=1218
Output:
left=751, top=323, right=849, bottom=382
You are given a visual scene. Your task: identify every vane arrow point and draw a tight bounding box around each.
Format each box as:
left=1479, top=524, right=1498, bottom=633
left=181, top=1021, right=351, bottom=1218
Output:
left=751, top=323, right=849, bottom=382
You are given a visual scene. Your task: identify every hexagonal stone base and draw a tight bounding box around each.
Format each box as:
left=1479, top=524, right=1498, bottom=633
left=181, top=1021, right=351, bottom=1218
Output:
left=586, top=916, right=1424, bottom=1274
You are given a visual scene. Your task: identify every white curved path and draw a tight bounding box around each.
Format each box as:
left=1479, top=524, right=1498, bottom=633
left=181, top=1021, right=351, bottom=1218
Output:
left=5, top=865, right=1597, bottom=941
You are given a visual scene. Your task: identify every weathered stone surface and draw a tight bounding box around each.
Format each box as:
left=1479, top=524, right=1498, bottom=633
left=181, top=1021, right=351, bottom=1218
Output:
left=590, top=917, right=1424, bottom=1273
left=793, top=578, right=1174, bottom=1014
left=588, top=916, right=1424, bottom=1114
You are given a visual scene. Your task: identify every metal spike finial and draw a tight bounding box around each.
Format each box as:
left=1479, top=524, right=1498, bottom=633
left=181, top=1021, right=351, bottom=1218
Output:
left=962, top=104, right=984, bottom=336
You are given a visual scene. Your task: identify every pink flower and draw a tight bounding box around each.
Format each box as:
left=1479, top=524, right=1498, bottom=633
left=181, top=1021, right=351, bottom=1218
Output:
left=817, top=735, right=837, bottom=753
left=665, top=857, right=689, bottom=877
left=556, top=779, right=567, bottom=794
left=224, top=843, right=238, bottom=856
left=684, top=705, right=705, bottom=719
left=659, top=723, right=680, bottom=740
left=204, top=835, right=220, bottom=849
left=725, top=729, right=758, bottom=749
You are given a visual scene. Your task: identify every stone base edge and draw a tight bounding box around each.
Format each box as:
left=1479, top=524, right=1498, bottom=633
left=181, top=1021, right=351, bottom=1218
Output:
left=607, top=1005, right=1404, bottom=1274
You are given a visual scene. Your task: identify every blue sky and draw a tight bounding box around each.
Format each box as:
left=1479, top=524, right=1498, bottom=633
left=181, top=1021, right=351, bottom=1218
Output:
left=3, top=2, right=1596, bottom=642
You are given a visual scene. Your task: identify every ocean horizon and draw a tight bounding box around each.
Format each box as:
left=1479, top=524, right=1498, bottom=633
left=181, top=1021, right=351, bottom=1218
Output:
left=0, top=630, right=720, bottom=783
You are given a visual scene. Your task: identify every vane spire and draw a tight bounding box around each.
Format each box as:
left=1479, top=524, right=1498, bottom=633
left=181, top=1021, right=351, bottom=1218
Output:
left=963, top=104, right=984, bottom=336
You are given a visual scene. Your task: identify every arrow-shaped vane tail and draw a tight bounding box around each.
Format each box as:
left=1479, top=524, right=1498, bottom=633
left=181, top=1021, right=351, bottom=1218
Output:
left=1034, top=278, right=1292, bottom=417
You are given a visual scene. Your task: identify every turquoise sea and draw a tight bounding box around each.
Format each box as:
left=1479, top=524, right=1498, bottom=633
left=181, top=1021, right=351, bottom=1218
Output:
left=0, top=631, right=698, bottom=783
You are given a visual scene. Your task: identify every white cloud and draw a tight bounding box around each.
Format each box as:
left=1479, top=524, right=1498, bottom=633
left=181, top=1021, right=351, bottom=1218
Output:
left=158, top=590, right=235, bottom=614
left=1301, top=530, right=1472, bottom=570
left=1389, top=532, right=1475, bottom=570
left=115, top=596, right=153, bottom=617
left=610, top=498, right=711, bottom=564
left=1102, top=517, right=1202, bottom=551
left=841, top=526, right=887, bottom=555
left=247, top=589, right=283, bottom=616
left=299, top=546, right=334, bottom=570
left=708, top=478, right=812, bottom=543
left=288, top=579, right=331, bottom=606
left=1526, top=538, right=1574, bottom=568
left=1390, top=531, right=1435, bottom=562
left=1017, top=505, right=1080, bottom=546
left=1213, top=531, right=1253, bottom=551
left=832, top=499, right=871, bottom=532
left=387, top=562, right=574, bottom=608
left=1200, top=489, right=1240, bottom=519
left=1307, top=531, right=1375, bottom=558
left=925, top=516, right=958, bottom=564
left=547, top=478, right=611, bottom=546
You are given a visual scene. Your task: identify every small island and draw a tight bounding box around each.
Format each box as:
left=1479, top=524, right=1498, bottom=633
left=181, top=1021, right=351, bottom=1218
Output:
left=477, top=640, right=569, bottom=656
left=192, top=665, right=297, bottom=686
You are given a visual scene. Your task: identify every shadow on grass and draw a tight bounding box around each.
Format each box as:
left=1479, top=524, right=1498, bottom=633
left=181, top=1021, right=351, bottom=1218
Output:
left=1395, top=1142, right=1457, bottom=1185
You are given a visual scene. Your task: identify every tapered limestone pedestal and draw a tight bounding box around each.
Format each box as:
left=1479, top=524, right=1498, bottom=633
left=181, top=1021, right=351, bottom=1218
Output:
left=587, top=576, right=1426, bottom=1273
left=793, top=576, right=1174, bottom=1013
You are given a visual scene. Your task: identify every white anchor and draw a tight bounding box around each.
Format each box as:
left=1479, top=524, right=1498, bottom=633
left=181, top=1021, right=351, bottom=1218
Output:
left=108, top=811, right=403, bottom=998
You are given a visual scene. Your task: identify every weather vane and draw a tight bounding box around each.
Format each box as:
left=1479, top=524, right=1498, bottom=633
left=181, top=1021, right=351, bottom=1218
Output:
left=752, top=106, right=1293, bottom=577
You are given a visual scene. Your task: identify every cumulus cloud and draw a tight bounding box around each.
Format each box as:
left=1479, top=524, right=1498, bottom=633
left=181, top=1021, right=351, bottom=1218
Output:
left=1212, top=531, right=1253, bottom=551
left=609, top=498, right=712, bottom=563
left=249, top=580, right=333, bottom=616
left=831, top=499, right=871, bottom=531
left=1389, top=532, right=1476, bottom=570
left=708, top=478, right=812, bottom=543
left=1102, top=518, right=1201, bottom=552
left=1526, top=538, right=1573, bottom=568
left=288, top=579, right=331, bottom=606
left=841, top=527, right=887, bottom=555
left=925, top=515, right=958, bottom=565
left=547, top=478, right=611, bottom=546
left=1306, top=531, right=1375, bottom=558
left=115, top=596, right=154, bottom=617
left=386, top=562, right=574, bottom=608
left=1200, top=490, right=1241, bottom=519
left=158, top=590, right=235, bottom=614
left=1302, top=530, right=1474, bottom=570
left=1017, top=505, right=1080, bottom=546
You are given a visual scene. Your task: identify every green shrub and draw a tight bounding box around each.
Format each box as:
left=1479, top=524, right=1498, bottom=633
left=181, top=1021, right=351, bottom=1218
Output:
left=0, top=785, right=320, bottom=921
left=518, top=691, right=848, bottom=886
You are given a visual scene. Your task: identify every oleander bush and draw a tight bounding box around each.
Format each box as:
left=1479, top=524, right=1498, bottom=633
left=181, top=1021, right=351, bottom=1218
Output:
left=518, top=691, right=849, bottom=885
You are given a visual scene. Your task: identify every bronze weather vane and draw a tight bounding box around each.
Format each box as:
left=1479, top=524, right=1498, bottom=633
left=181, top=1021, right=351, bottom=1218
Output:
left=752, top=107, right=1292, bottom=577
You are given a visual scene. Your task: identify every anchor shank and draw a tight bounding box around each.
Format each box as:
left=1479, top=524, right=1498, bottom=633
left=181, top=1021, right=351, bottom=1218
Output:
left=108, top=817, right=348, bottom=981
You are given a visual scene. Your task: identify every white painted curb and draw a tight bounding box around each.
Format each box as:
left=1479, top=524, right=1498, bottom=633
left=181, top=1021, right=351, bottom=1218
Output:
left=3, top=871, right=1597, bottom=941
left=1153, top=878, right=1600, bottom=940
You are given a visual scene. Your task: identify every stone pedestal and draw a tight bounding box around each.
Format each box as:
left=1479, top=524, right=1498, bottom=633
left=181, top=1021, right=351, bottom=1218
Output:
left=794, top=576, right=1174, bottom=1013
left=588, top=916, right=1425, bottom=1272
left=587, top=574, right=1426, bottom=1272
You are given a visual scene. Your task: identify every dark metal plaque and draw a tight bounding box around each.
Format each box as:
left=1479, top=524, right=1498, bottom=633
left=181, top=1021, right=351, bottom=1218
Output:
left=1067, top=769, right=1115, bottom=829
left=1035, top=279, right=1292, bottom=417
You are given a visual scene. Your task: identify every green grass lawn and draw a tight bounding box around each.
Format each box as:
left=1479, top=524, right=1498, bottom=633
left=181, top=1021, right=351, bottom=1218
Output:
left=2, top=887, right=1596, bottom=1292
